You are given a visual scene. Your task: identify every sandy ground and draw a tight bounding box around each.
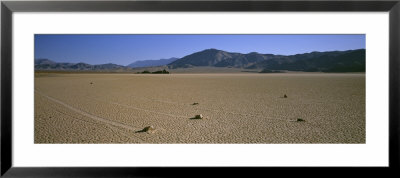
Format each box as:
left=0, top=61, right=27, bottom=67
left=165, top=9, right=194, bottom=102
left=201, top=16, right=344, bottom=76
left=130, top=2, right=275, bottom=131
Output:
left=34, top=73, right=365, bottom=143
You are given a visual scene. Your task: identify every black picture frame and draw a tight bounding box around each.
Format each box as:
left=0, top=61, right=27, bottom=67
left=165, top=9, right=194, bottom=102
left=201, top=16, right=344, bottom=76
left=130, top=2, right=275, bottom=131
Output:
left=1, top=0, right=399, bottom=177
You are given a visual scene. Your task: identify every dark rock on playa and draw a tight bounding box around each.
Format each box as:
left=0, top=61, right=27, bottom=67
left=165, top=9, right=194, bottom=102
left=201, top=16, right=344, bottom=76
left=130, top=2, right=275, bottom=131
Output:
left=136, top=125, right=155, bottom=133
left=191, top=114, right=203, bottom=119
left=290, top=118, right=305, bottom=122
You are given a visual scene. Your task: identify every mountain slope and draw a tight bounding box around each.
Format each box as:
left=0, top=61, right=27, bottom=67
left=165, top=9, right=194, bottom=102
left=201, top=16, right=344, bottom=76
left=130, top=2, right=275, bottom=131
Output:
left=168, top=49, right=365, bottom=72
left=127, top=57, right=178, bottom=68
left=168, top=49, right=271, bottom=68
left=35, top=61, right=128, bottom=70
left=246, top=49, right=365, bottom=72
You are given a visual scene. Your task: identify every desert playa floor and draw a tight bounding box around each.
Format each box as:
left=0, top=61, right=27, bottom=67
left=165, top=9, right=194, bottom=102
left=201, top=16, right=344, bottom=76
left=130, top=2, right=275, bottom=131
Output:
left=34, top=73, right=365, bottom=143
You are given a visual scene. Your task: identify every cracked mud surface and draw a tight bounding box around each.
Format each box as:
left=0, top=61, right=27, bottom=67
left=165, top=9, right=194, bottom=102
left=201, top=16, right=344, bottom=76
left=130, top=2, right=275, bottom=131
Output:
left=35, top=73, right=365, bottom=143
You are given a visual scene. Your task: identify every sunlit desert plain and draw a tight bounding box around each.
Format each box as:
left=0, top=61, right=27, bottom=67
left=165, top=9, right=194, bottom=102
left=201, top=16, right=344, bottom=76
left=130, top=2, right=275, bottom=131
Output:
left=34, top=72, right=365, bottom=143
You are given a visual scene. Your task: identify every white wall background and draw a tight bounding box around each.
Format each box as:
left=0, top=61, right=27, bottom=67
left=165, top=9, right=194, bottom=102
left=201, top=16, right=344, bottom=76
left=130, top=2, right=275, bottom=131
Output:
left=6, top=8, right=390, bottom=167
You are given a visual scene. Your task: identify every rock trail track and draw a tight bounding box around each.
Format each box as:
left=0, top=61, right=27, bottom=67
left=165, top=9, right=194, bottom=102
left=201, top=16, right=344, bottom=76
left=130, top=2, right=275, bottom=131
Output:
left=87, top=92, right=291, bottom=122
left=35, top=90, right=143, bottom=133
left=36, top=87, right=297, bottom=138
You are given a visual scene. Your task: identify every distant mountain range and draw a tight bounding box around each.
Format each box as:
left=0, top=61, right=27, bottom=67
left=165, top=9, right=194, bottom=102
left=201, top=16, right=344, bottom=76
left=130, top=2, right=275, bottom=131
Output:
left=35, top=57, right=178, bottom=71
left=168, top=48, right=365, bottom=72
left=127, top=57, right=178, bottom=68
left=35, top=48, right=365, bottom=72
left=35, top=59, right=128, bottom=70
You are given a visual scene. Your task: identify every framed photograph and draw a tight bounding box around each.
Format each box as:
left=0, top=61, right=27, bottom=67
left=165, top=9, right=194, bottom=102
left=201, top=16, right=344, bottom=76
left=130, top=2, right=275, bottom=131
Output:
left=1, top=0, right=399, bottom=177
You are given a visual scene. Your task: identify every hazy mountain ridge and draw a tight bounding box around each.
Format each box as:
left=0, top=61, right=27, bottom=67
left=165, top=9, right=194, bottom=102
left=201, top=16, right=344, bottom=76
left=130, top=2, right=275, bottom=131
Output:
left=168, top=49, right=270, bottom=68
left=34, top=59, right=128, bottom=70
left=168, top=48, right=365, bottom=72
left=35, top=48, right=365, bottom=72
left=127, top=57, right=179, bottom=68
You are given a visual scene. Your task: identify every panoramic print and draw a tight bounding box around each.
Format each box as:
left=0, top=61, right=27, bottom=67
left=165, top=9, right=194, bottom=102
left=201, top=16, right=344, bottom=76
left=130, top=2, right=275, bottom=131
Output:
left=34, top=34, right=365, bottom=143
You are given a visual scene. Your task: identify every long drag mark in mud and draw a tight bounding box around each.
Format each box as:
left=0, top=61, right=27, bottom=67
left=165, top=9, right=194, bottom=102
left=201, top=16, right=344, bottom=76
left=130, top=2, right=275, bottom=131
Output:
left=35, top=90, right=140, bottom=132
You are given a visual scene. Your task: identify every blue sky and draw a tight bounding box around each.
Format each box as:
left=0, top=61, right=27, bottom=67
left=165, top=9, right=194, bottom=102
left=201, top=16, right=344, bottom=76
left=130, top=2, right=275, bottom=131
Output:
left=35, top=34, right=365, bottom=66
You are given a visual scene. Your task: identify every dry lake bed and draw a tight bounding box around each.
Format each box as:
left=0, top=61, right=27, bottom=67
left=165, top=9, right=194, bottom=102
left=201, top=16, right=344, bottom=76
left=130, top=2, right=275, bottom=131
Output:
left=34, top=73, right=365, bottom=144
